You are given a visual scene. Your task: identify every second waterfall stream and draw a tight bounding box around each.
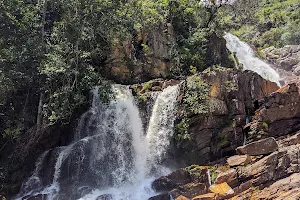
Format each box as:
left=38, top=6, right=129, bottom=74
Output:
left=224, top=33, right=282, bottom=86
left=16, top=84, right=180, bottom=200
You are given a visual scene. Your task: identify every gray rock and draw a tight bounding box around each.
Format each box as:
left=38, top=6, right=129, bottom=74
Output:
left=262, top=45, right=300, bottom=75
left=236, top=137, right=278, bottom=156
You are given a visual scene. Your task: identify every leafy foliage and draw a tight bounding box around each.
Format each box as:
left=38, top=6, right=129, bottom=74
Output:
left=222, top=0, right=300, bottom=48
left=175, top=118, right=191, bottom=141
left=184, top=67, right=210, bottom=114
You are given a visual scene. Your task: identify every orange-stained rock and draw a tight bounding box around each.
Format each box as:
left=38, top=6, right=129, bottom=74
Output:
left=209, top=83, right=220, bottom=98
left=227, top=155, right=252, bottom=167
left=209, top=182, right=234, bottom=198
left=215, top=169, right=238, bottom=187
left=192, top=193, right=218, bottom=200
left=236, top=137, right=278, bottom=156
left=175, top=195, right=190, bottom=200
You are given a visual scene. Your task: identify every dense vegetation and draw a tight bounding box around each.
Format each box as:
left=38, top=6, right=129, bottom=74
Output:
left=0, top=1, right=231, bottom=192
left=1, top=0, right=298, bottom=197
left=0, top=0, right=221, bottom=140
left=222, top=0, right=300, bottom=48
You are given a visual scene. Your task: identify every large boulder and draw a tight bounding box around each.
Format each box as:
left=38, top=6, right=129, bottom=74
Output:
left=215, top=169, right=238, bottom=187
left=209, top=183, right=234, bottom=198
left=226, top=155, right=252, bottom=167
left=151, top=169, right=191, bottom=192
left=236, top=137, right=278, bottom=156
left=152, top=166, right=209, bottom=193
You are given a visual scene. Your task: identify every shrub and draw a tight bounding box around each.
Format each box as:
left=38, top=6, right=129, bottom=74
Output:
left=175, top=118, right=191, bottom=141
left=184, top=73, right=210, bottom=114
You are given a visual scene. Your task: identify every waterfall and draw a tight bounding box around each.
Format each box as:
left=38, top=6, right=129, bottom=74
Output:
left=207, top=169, right=212, bottom=186
left=16, top=84, right=180, bottom=200
left=146, top=85, right=180, bottom=174
left=224, top=33, right=281, bottom=86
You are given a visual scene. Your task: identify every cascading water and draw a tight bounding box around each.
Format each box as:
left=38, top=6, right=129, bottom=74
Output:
left=224, top=33, right=281, bottom=86
left=16, top=84, right=180, bottom=200
left=146, top=85, right=180, bottom=174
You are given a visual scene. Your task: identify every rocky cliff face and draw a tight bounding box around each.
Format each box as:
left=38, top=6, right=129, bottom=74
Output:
left=150, top=83, right=300, bottom=200
left=262, top=45, right=300, bottom=85
left=174, top=67, right=278, bottom=166
left=103, top=23, right=234, bottom=84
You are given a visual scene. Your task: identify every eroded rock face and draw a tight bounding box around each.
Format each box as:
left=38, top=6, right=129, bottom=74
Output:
left=175, top=68, right=279, bottom=165
left=246, top=83, right=300, bottom=142
left=192, top=193, right=218, bottom=200
left=209, top=182, right=234, bottom=198
left=105, top=24, right=234, bottom=84
left=238, top=143, right=300, bottom=186
left=169, top=183, right=208, bottom=199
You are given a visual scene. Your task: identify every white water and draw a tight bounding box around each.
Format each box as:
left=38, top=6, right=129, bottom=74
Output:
left=207, top=170, right=212, bottom=186
left=79, top=85, right=179, bottom=200
left=146, top=85, right=180, bottom=173
left=17, top=84, right=180, bottom=200
left=224, top=33, right=281, bottom=86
